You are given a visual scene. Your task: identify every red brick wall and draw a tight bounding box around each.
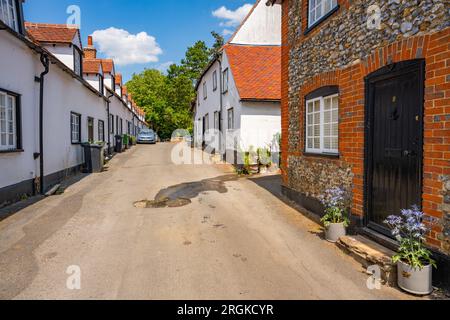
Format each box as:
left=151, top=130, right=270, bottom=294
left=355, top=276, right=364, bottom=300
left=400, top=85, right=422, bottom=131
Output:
left=281, top=25, right=450, bottom=251
left=280, top=0, right=290, bottom=184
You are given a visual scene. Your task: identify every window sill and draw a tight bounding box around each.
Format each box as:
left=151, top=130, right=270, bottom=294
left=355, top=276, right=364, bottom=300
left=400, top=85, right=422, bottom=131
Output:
left=0, top=149, right=24, bottom=154
left=304, top=5, right=340, bottom=36
left=303, top=152, right=340, bottom=159
left=71, top=142, right=82, bottom=145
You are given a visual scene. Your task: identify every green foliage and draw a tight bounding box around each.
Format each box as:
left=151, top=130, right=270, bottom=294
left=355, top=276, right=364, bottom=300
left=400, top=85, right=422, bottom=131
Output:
left=257, top=148, right=272, bottom=168
left=385, top=207, right=437, bottom=270
left=180, top=40, right=211, bottom=83
left=210, top=31, right=225, bottom=58
left=392, top=239, right=437, bottom=270
left=320, top=207, right=350, bottom=228
left=126, top=34, right=221, bottom=140
left=319, top=187, right=351, bottom=228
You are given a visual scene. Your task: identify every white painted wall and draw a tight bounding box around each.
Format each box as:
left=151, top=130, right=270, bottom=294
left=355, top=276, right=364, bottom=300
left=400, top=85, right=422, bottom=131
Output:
left=230, top=0, right=281, bottom=46
left=0, top=28, right=147, bottom=195
left=85, top=74, right=102, bottom=92
left=0, top=32, right=39, bottom=189
left=240, top=101, right=281, bottom=150
left=42, top=66, right=108, bottom=177
left=194, top=60, right=221, bottom=147
left=193, top=49, right=281, bottom=159
left=0, top=31, right=108, bottom=189
left=43, top=44, right=75, bottom=71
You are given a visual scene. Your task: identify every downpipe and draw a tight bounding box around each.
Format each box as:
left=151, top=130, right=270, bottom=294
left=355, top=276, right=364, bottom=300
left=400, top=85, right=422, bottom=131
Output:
left=107, top=92, right=114, bottom=155
left=38, top=53, right=49, bottom=195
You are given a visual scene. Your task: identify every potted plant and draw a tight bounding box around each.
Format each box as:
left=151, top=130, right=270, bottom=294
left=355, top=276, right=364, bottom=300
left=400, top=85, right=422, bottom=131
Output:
left=384, top=206, right=436, bottom=295
left=257, top=147, right=272, bottom=174
left=122, top=134, right=129, bottom=150
left=319, top=187, right=350, bottom=243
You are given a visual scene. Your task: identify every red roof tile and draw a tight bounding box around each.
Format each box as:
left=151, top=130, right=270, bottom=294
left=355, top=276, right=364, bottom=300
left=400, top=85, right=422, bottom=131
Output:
left=224, top=44, right=281, bottom=101
left=101, top=59, right=114, bottom=74
left=115, top=74, right=122, bottom=85
left=83, top=59, right=103, bottom=74
left=25, top=22, right=81, bottom=46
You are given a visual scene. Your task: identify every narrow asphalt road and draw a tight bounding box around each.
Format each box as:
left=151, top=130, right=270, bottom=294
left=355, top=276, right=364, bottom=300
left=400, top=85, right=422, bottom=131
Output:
left=0, top=143, right=412, bottom=300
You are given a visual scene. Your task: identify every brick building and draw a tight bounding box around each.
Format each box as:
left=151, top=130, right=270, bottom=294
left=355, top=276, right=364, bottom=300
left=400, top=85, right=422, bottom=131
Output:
left=268, top=0, right=449, bottom=287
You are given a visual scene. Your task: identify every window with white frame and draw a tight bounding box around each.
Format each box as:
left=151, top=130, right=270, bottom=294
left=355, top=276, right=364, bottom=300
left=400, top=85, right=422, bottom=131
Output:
left=305, top=94, right=339, bottom=154
left=203, top=82, right=207, bottom=100
left=0, top=0, right=19, bottom=32
left=0, top=90, right=18, bottom=151
left=213, top=70, right=218, bottom=91
left=71, top=112, right=81, bottom=144
left=308, top=0, right=338, bottom=28
left=222, top=68, right=229, bottom=93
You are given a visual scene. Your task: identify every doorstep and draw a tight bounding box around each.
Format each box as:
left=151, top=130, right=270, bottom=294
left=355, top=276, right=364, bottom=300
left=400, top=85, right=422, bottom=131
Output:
left=337, top=235, right=397, bottom=287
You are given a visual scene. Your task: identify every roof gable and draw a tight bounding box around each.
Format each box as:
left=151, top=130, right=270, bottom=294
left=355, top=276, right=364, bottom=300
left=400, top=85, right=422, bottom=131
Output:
left=227, top=0, right=281, bottom=46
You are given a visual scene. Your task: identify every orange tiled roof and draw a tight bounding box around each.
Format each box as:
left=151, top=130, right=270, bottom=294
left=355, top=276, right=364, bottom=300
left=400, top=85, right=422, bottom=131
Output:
left=224, top=44, right=281, bottom=101
left=83, top=59, right=103, bottom=74
left=25, top=22, right=81, bottom=46
left=115, top=73, right=122, bottom=85
left=122, top=86, right=128, bottom=96
left=101, top=59, right=114, bottom=74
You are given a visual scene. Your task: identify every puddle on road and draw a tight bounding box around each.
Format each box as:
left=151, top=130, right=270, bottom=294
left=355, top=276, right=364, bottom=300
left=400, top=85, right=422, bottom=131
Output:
left=134, top=174, right=238, bottom=209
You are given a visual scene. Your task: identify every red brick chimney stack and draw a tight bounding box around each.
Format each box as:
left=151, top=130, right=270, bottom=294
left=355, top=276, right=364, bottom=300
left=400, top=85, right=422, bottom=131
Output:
left=83, top=35, right=97, bottom=59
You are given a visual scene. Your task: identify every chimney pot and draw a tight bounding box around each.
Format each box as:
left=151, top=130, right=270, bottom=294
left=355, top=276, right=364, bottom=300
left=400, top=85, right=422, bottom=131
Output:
left=88, top=36, right=93, bottom=46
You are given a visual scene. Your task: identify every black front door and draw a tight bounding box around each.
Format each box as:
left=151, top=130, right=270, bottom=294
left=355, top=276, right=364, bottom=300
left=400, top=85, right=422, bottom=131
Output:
left=365, top=60, right=425, bottom=236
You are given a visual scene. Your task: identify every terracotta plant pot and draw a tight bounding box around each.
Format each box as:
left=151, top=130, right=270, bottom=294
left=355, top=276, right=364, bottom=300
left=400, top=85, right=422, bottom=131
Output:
left=325, top=222, right=346, bottom=243
left=397, top=261, right=433, bottom=295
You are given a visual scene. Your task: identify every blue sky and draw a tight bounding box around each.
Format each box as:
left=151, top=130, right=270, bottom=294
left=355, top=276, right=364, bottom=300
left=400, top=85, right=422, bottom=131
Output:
left=24, top=0, right=253, bottom=82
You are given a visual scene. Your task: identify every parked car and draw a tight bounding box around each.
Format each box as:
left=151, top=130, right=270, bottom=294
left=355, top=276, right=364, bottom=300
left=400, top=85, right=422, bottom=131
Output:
left=137, top=129, right=157, bottom=144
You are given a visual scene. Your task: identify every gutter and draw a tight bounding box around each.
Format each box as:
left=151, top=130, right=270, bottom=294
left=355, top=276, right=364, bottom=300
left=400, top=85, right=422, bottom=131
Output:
left=38, top=53, right=50, bottom=194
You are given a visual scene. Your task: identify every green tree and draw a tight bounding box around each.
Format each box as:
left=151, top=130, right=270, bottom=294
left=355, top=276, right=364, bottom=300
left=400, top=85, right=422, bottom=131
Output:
left=210, top=31, right=225, bottom=58
left=180, top=40, right=210, bottom=83
left=126, top=34, right=221, bottom=139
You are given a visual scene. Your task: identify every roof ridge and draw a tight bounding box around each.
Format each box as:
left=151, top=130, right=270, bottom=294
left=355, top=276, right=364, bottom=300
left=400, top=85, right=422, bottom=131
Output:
left=24, top=22, right=79, bottom=29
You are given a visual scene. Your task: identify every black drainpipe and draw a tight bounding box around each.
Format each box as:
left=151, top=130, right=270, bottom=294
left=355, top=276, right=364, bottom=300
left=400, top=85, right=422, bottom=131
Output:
left=107, top=92, right=114, bottom=155
left=38, top=53, right=49, bottom=194
left=218, top=55, right=224, bottom=156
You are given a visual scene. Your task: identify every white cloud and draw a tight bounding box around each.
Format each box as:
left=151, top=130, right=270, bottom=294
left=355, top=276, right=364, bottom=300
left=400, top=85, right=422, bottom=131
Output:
left=92, top=27, right=163, bottom=66
left=222, top=29, right=234, bottom=36
left=212, top=4, right=253, bottom=27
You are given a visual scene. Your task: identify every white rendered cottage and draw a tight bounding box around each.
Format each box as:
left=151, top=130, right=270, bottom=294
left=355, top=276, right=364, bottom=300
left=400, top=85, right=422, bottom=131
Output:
left=193, top=0, right=281, bottom=162
left=0, top=0, right=147, bottom=206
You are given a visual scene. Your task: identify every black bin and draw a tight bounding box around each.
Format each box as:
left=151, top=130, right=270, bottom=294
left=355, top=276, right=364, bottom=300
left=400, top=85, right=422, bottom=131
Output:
left=114, top=135, right=123, bottom=153
left=81, top=143, right=104, bottom=173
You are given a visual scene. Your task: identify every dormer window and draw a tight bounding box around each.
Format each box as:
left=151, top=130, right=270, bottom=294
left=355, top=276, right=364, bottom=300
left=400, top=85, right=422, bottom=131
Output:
left=308, top=0, right=338, bottom=28
left=73, top=46, right=82, bottom=77
left=0, top=0, right=19, bottom=32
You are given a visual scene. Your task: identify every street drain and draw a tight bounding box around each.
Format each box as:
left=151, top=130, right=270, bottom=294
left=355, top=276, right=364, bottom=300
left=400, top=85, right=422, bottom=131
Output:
left=135, top=174, right=238, bottom=209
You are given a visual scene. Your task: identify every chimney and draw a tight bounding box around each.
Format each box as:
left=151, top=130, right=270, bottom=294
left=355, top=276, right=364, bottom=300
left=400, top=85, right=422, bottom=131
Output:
left=83, top=35, right=97, bottom=59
